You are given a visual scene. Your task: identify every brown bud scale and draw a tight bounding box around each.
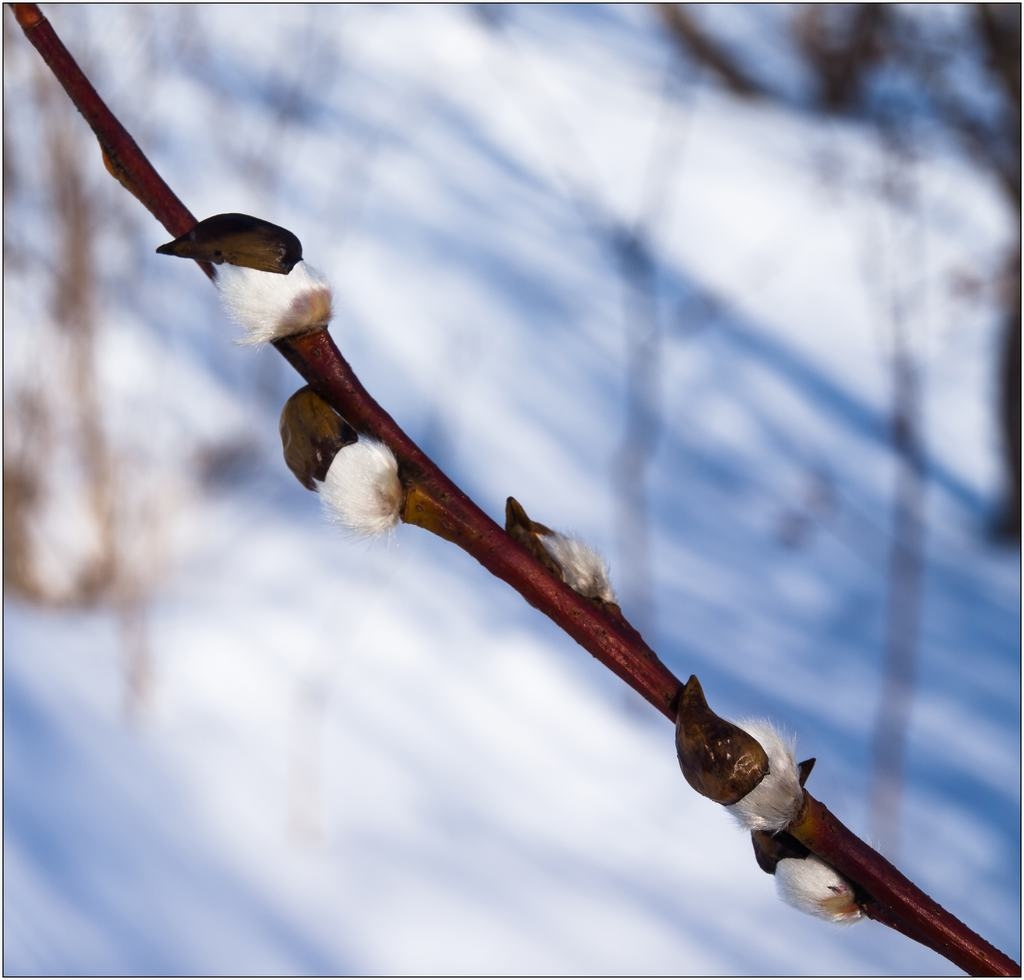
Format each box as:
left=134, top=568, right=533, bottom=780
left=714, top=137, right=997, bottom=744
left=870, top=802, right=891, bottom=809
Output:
left=157, top=213, right=302, bottom=274
left=505, top=497, right=566, bottom=578
left=675, top=675, right=769, bottom=805
left=280, top=386, right=357, bottom=490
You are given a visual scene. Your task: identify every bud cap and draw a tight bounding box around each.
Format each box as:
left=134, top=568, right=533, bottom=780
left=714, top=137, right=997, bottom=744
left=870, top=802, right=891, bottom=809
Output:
left=280, top=386, right=357, bottom=490
left=675, top=676, right=770, bottom=805
left=156, top=213, right=302, bottom=274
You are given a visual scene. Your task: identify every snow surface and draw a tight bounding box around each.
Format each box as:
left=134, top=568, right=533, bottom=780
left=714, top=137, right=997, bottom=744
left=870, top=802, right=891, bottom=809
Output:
left=3, top=4, right=1019, bottom=976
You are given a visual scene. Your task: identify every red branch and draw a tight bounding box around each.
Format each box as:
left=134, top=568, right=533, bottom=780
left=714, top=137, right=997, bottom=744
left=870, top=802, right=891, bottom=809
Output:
left=791, top=795, right=1018, bottom=975
left=273, top=329, right=681, bottom=717
left=9, top=4, right=212, bottom=278
left=11, top=4, right=1019, bottom=976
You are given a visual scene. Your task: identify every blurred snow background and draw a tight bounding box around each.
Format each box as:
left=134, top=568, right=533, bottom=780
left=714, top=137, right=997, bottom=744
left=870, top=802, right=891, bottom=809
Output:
left=3, top=4, right=1019, bottom=975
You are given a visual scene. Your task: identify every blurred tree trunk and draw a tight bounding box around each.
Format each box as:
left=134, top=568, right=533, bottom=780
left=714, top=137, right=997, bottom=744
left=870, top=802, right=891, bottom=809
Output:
left=996, top=249, right=1021, bottom=538
left=977, top=4, right=1021, bottom=539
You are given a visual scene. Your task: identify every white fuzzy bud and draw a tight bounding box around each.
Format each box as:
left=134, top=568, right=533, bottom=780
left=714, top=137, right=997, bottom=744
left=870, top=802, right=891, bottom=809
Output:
left=725, top=720, right=803, bottom=832
left=319, top=439, right=402, bottom=536
left=540, top=532, right=617, bottom=604
left=775, top=855, right=862, bottom=924
left=217, top=260, right=333, bottom=345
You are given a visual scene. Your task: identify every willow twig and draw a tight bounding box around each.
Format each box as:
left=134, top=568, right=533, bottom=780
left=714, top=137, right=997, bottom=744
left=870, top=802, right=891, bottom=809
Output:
left=9, top=4, right=211, bottom=277
left=11, top=4, right=1018, bottom=976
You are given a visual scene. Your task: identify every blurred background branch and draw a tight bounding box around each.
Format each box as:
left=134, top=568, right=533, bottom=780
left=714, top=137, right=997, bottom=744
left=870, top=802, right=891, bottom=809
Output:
left=659, top=2, right=1021, bottom=538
